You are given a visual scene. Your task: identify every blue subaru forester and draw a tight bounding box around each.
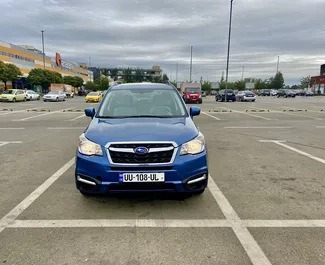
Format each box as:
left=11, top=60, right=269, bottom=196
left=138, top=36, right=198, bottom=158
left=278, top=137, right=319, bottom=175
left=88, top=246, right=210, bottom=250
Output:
left=75, top=83, right=208, bottom=195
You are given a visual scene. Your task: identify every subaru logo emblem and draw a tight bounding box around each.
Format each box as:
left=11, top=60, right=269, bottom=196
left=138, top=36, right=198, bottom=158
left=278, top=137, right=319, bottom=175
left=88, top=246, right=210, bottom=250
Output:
left=134, top=147, right=149, bottom=154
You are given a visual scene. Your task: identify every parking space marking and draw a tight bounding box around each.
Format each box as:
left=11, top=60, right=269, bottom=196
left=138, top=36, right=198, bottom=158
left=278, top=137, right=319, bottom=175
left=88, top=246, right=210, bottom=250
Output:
left=201, top=111, right=221, bottom=120
left=68, top=114, right=86, bottom=121
left=220, top=107, right=272, bottom=120
left=243, top=220, right=325, bottom=227
left=7, top=219, right=231, bottom=228
left=208, top=175, right=272, bottom=265
left=224, top=127, right=292, bottom=129
left=14, top=108, right=72, bottom=121
left=281, top=111, right=323, bottom=120
left=0, top=128, right=25, bottom=130
left=0, top=141, right=23, bottom=147
left=47, top=127, right=85, bottom=130
left=259, top=140, right=325, bottom=164
left=0, top=157, right=75, bottom=234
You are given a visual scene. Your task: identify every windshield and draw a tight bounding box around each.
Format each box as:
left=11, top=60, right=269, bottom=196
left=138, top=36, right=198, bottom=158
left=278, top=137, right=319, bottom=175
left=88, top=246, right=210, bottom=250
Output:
left=185, top=87, right=200, bottom=93
left=88, top=92, right=99, bottom=96
left=97, top=88, right=187, bottom=118
left=4, top=90, right=16, bottom=94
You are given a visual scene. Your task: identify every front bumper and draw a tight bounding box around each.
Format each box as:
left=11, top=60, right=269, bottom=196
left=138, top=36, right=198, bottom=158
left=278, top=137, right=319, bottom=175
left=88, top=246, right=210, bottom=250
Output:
left=75, top=148, right=208, bottom=194
left=243, top=96, right=256, bottom=101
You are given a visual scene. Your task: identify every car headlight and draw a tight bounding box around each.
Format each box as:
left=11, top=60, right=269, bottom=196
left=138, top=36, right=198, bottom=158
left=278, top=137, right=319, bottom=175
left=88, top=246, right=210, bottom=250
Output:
left=180, top=132, right=205, bottom=155
left=78, top=133, right=103, bottom=156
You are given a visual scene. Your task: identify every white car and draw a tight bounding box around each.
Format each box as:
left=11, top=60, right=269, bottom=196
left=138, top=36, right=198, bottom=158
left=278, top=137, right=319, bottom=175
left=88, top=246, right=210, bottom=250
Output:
left=236, top=91, right=256, bottom=102
left=25, top=90, right=40, bottom=101
left=43, top=91, right=66, bottom=102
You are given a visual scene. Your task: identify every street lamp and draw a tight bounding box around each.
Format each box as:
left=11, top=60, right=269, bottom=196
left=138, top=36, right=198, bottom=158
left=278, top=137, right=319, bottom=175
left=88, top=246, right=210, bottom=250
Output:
left=41, top=30, right=45, bottom=69
left=224, top=0, right=234, bottom=102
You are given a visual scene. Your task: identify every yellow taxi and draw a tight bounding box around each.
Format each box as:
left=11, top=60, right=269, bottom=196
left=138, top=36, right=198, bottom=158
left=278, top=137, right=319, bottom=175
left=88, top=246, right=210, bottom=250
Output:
left=85, top=91, right=103, bottom=103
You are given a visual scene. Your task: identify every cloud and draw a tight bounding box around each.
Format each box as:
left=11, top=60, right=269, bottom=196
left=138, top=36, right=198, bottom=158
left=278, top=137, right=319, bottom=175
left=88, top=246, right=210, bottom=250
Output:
left=1, top=0, right=324, bottom=84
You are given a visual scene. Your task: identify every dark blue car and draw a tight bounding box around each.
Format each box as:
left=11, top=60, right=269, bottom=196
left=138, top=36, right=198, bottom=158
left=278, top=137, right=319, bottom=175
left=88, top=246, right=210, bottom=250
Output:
left=75, top=83, right=208, bottom=196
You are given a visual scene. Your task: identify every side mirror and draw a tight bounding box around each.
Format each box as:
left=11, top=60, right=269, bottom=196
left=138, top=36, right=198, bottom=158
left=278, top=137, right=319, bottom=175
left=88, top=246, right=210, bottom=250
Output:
left=85, top=108, right=95, bottom=118
left=190, top=106, right=200, bottom=118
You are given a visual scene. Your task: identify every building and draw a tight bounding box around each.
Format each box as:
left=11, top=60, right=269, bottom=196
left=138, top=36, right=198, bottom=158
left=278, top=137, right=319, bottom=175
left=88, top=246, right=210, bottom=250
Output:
left=88, top=66, right=163, bottom=82
left=0, top=40, right=93, bottom=89
left=311, top=64, right=325, bottom=94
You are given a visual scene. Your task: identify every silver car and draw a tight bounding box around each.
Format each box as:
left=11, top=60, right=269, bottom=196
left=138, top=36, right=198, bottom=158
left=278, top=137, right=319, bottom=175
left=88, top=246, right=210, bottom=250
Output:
left=43, top=91, right=66, bottom=102
left=25, top=90, right=40, bottom=101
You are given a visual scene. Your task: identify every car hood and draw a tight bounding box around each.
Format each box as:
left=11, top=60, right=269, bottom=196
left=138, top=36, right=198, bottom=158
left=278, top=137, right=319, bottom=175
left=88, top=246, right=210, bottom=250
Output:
left=85, top=117, right=199, bottom=146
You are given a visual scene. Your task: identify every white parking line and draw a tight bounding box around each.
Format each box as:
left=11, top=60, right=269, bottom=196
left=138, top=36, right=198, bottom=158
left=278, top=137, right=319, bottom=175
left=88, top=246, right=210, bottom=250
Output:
left=259, top=140, right=325, bottom=164
left=220, top=107, right=272, bottom=120
left=208, top=175, right=272, bottom=265
left=0, top=127, right=25, bottom=130
left=243, top=220, right=325, bottom=227
left=0, top=157, right=75, bottom=234
left=224, top=127, right=292, bottom=129
left=47, top=127, right=85, bottom=130
left=69, top=114, right=86, bottom=121
left=14, top=108, right=71, bottom=121
left=201, top=111, right=221, bottom=120
left=281, top=112, right=323, bottom=120
left=8, top=219, right=231, bottom=228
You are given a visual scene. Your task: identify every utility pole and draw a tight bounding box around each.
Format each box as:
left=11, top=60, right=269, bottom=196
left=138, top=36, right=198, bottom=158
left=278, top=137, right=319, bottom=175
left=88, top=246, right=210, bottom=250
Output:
left=276, top=56, right=280, bottom=73
left=190, top=46, right=193, bottom=82
left=224, top=0, right=234, bottom=102
left=241, top=66, right=244, bottom=81
left=176, top=63, right=178, bottom=84
left=41, top=30, right=45, bottom=69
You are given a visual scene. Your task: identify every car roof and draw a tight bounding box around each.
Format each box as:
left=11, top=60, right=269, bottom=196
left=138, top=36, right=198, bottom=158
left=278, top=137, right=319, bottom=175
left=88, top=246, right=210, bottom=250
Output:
left=111, top=83, right=174, bottom=90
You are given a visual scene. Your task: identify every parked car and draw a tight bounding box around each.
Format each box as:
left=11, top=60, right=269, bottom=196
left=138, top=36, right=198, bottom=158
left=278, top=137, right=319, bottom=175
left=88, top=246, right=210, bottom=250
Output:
left=260, top=89, right=271, bottom=96
left=270, top=89, right=278, bottom=96
left=25, top=90, right=40, bottom=101
left=277, top=89, right=296, bottom=98
left=210, top=90, right=217, bottom=95
left=43, top=91, right=66, bottom=102
left=75, top=83, right=208, bottom=196
left=236, top=91, right=256, bottom=102
left=201, top=91, right=206, bottom=97
left=85, top=91, right=103, bottom=103
left=306, top=91, right=314, bottom=96
left=216, top=89, right=236, bottom=102
left=0, top=89, right=26, bottom=102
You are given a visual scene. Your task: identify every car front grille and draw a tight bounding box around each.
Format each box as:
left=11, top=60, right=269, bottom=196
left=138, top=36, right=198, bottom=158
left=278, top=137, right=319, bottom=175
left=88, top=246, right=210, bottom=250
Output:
left=107, top=142, right=176, bottom=165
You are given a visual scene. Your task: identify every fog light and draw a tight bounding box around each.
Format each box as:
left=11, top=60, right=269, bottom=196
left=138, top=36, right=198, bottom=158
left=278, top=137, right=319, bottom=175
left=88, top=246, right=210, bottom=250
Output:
left=187, top=174, right=207, bottom=184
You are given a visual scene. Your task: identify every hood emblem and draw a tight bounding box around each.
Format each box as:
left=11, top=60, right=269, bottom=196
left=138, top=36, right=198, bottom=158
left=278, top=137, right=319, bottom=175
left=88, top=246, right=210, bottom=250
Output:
left=134, top=147, right=149, bottom=154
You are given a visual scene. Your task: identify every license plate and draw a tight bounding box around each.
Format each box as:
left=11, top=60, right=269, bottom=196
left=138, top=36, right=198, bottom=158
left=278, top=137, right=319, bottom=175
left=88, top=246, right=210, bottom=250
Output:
left=119, top=173, right=165, bottom=182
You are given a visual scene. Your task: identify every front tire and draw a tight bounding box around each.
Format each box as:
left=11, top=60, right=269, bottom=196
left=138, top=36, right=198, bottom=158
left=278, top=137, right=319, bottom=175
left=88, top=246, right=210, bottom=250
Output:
left=12, top=98, right=16, bottom=103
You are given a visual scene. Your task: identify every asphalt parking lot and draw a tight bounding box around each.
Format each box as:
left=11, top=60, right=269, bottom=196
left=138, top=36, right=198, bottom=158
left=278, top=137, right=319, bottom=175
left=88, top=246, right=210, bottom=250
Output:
left=1, top=95, right=325, bottom=265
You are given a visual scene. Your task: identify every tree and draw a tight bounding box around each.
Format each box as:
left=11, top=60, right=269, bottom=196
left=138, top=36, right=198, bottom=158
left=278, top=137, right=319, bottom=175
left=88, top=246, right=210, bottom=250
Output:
left=124, top=68, right=133, bottom=83
left=0, top=63, right=22, bottom=89
left=63, top=76, right=75, bottom=86
left=26, top=68, right=48, bottom=89
left=110, top=68, right=118, bottom=81
left=53, top=72, right=63, bottom=84
left=134, top=68, right=144, bottom=82
left=234, top=80, right=245, bottom=90
left=74, top=76, right=84, bottom=88
left=201, top=81, right=212, bottom=91
left=84, top=81, right=96, bottom=91
left=153, top=76, right=161, bottom=83
left=162, top=73, right=169, bottom=82
left=300, top=75, right=312, bottom=89
left=270, top=72, right=284, bottom=89
left=100, top=77, right=109, bottom=90
left=254, top=79, right=267, bottom=90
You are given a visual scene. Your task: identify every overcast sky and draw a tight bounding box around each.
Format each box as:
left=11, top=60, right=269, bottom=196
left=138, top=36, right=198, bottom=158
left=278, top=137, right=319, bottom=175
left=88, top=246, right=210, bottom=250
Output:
left=1, top=0, right=325, bottom=85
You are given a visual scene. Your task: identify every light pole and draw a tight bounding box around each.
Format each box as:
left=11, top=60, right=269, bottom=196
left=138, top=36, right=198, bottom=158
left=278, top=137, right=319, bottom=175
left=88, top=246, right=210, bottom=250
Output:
left=41, top=30, right=45, bottom=69
left=190, top=46, right=193, bottom=82
left=224, top=0, right=234, bottom=102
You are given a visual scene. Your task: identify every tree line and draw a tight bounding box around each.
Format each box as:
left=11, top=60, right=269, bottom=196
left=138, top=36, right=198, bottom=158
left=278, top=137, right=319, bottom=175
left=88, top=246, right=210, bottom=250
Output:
left=26, top=68, right=84, bottom=90
left=0, top=61, right=22, bottom=89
